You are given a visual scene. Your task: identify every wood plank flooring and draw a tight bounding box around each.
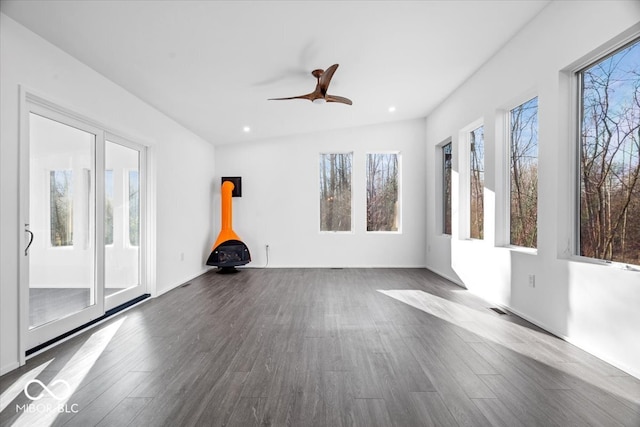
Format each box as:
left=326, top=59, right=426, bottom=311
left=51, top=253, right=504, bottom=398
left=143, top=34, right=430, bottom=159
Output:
left=2, top=268, right=639, bottom=426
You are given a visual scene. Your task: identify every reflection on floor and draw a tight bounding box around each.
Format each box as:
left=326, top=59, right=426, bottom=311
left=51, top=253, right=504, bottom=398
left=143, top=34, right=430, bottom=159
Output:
left=29, top=288, right=125, bottom=328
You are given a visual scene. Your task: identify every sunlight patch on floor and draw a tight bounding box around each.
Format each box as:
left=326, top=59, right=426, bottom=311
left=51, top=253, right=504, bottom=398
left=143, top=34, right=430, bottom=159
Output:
left=377, top=289, right=640, bottom=406
left=0, top=359, right=53, bottom=413
left=377, top=289, right=542, bottom=342
left=12, top=317, right=126, bottom=427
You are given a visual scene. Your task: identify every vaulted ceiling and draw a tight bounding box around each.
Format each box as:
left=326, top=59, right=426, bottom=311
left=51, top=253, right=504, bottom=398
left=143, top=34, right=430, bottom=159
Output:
left=1, top=0, right=550, bottom=145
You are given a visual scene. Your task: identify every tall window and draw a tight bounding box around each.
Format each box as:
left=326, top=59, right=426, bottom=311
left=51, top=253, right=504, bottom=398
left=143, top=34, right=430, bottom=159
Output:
left=470, top=126, right=484, bottom=239
left=320, top=153, right=352, bottom=231
left=50, top=170, right=73, bottom=246
left=367, top=153, right=400, bottom=232
left=442, top=143, right=452, bottom=235
left=579, top=39, right=640, bottom=265
left=105, top=170, right=114, bottom=245
left=510, top=97, right=538, bottom=248
left=129, top=170, right=140, bottom=246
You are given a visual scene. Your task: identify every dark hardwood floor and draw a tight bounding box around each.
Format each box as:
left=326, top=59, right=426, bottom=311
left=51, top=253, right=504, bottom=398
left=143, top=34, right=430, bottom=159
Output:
left=2, top=268, right=639, bottom=426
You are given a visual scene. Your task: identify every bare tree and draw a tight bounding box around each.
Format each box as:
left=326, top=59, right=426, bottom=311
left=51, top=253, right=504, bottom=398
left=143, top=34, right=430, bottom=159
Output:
left=129, top=171, right=140, bottom=246
left=443, top=144, right=452, bottom=235
left=104, top=170, right=114, bottom=245
left=367, top=153, right=399, bottom=231
left=50, top=170, right=73, bottom=246
left=470, top=127, right=484, bottom=239
left=320, top=153, right=352, bottom=231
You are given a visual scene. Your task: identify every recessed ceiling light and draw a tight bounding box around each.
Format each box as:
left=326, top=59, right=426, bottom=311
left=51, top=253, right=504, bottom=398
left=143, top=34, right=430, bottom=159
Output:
left=388, top=106, right=396, bottom=113
left=243, top=126, right=251, bottom=133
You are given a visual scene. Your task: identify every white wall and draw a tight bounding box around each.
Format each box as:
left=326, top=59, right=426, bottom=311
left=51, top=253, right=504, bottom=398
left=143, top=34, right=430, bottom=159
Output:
left=425, top=1, right=640, bottom=377
left=0, top=14, right=216, bottom=374
left=214, top=119, right=427, bottom=268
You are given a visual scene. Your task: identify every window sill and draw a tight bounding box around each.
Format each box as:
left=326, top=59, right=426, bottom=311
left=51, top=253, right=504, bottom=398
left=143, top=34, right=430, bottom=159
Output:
left=319, top=231, right=354, bottom=235
left=504, top=245, right=537, bottom=256
left=366, top=231, right=401, bottom=235
left=566, top=255, right=640, bottom=272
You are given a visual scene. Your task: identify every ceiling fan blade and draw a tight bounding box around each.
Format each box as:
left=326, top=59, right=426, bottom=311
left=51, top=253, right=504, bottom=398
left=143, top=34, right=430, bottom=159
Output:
left=326, top=94, right=352, bottom=105
left=268, top=93, right=315, bottom=101
left=319, top=64, right=339, bottom=94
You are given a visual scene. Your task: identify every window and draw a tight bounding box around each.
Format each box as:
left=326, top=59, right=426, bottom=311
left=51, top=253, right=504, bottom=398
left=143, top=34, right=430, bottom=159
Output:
left=367, top=153, right=400, bottom=232
left=129, top=170, right=140, bottom=246
left=320, top=153, right=352, bottom=231
left=509, top=97, right=538, bottom=248
left=442, top=143, right=452, bottom=235
left=105, top=170, right=114, bottom=245
left=579, top=39, right=640, bottom=265
left=50, top=170, right=73, bottom=246
left=470, top=126, right=484, bottom=239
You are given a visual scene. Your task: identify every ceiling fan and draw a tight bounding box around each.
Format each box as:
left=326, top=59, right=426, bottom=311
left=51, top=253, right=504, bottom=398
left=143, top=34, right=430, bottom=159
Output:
left=268, top=64, right=353, bottom=105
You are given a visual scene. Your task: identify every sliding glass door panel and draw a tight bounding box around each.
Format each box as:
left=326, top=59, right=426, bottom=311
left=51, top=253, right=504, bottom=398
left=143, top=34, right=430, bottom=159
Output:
left=104, top=139, right=145, bottom=310
left=26, top=111, right=104, bottom=348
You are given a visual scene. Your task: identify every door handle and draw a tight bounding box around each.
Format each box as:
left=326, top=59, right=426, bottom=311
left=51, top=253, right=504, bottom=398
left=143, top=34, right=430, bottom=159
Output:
left=25, top=225, right=34, bottom=256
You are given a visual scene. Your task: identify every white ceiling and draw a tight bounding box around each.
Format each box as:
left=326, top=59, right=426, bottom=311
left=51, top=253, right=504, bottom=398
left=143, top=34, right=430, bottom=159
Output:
left=1, top=0, right=550, bottom=145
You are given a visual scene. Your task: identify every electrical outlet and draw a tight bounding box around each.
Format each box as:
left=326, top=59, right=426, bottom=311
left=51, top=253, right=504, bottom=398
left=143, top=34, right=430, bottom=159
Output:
left=528, top=274, right=535, bottom=288
left=180, top=252, right=184, bottom=261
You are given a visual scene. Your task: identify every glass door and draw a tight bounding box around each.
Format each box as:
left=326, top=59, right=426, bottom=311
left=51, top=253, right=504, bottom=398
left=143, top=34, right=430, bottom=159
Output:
left=21, top=96, right=147, bottom=354
left=25, top=110, right=104, bottom=349
left=104, top=138, right=146, bottom=310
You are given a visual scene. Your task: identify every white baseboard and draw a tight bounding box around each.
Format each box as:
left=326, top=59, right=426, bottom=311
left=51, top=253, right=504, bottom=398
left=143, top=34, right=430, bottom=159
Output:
left=243, top=265, right=427, bottom=269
